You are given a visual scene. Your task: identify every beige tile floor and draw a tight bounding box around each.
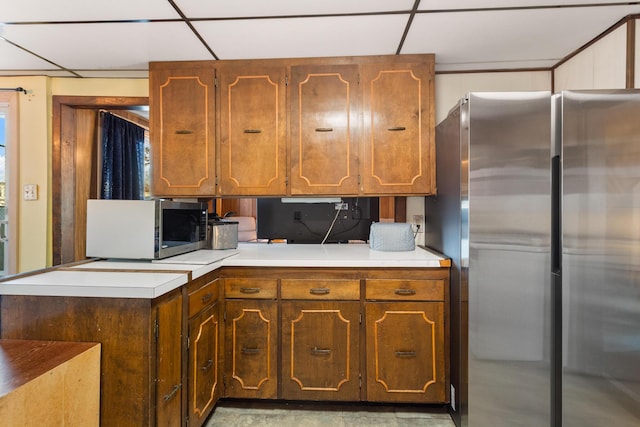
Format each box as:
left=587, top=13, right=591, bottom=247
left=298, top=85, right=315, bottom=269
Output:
left=205, top=401, right=455, bottom=427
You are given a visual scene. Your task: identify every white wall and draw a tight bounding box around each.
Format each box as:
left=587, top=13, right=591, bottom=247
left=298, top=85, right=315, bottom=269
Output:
left=554, top=23, right=627, bottom=91
left=435, top=71, right=551, bottom=125
left=0, top=76, right=147, bottom=272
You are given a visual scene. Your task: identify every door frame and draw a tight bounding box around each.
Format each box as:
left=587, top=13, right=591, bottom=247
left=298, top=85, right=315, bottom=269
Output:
left=52, top=96, right=148, bottom=265
left=0, top=91, right=19, bottom=275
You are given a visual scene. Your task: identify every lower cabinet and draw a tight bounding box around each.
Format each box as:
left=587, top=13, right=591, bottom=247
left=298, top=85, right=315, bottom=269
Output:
left=364, top=277, right=448, bottom=403
left=281, top=301, right=360, bottom=401
left=187, top=277, right=222, bottom=427
left=365, top=302, right=445, bottom=403
left=224, top=299, right=278, bottom=398
left=155, top=291, right=186, bottom=426
left=220, top=268, right=449, bottom=405
left=223, top=277, right=278, bottom=399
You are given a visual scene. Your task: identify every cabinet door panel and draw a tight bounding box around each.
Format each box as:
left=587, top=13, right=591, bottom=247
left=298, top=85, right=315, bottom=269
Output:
left=224, top=300, right=278, bottom=398
left=290, top=65, right=360, bottom=195
left=150, top=65, right=216, bottom=196
left=155, top=292, right=184, bottom=426
left=361, top=61, right=435, bottom=195
left=218, top=65, right=287, bottom=195
left=365, top=302, right=445, bottom=403
left=189, top=303, right=220, bottom=427
left=281, top=301, right=360, bottom=401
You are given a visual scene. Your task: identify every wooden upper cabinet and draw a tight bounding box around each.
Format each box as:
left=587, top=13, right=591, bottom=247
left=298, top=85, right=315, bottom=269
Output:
left=289, top=64, right=360, bottom=195
left=150, top=62, right=216, bottom=197
left=360, top=59, right=435, bottom=195
left=217, top=64, right=287, bottom=196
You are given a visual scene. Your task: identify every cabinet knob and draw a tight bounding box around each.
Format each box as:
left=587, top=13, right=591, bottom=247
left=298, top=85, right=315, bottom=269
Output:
left=315, top=127, right=334, bottom=132
left=243, top=129, right=262, bottom=134
left=241, top=347, right=261, bottom=355
left=175, top=129, right=193, bottom=135
left=394, top=289, right=416, bottom=296
left=387, top=126, right=406, bottom=131
left=200, top=359, right=213, bottom=371
left=310, top=346, right=332, bottom=355
left=162, top=384, right=182, bottom=402
left=240, top=287, right=261, bottom=294
left=395, top=351, right=417, bottom=358
left=309, top=287, right=331, bottom=295
left=200, top=293, right=213, bottom=304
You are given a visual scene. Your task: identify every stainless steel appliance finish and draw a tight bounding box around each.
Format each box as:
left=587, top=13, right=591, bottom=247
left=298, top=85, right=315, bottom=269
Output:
left=428, top=92, right=553, bottom=426
left=208, top=220, right=238, bottom=250
left=86, top=199, right=208, bottom=260
left=559, top=90, right=640, bottom=426
left=427, top=90, right=640, bottom=427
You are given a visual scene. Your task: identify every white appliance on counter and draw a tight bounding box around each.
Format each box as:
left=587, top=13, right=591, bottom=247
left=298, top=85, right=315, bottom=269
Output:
left=86, top=199, right=208, bottom=260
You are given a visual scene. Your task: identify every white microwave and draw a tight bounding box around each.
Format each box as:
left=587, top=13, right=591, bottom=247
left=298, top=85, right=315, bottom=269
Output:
left=86, top=199, right=208, bottom=260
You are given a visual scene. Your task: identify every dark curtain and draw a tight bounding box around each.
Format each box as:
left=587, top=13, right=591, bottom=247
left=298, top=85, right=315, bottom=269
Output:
left=100, top=112, right=145, bottom=199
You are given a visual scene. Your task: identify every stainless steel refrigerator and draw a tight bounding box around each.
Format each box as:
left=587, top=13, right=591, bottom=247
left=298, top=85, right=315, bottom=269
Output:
left=425, top=90, right=640, bottom=426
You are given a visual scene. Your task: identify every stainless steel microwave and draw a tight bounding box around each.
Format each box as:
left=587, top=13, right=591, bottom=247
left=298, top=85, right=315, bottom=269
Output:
left=86, top=199, right=208, bottom=260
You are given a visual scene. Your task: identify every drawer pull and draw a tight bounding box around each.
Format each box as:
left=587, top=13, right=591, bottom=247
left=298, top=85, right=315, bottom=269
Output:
left=315, top=127, right=334, bottom=132
left=388, top=126, right=406, bottom=131
left=395, top=351, right=417, bottom=358
left=175, top=129, right=193, bottom=135
left=311, top=346, right=332, bottom=355
left=240, top=287, right=261, bottom=294
left=244, top=129, right=262, bottom=133
left=200, top=293, right=213, bottom=304
left=394, top=289, right=416, bottom=296
left=309, top=287, right=331, bottom=295
left=200, top=359, right=213, bottom=371
left=163, top=384, right=181, bottom=402
left=241, top=347, right=261, bottom=355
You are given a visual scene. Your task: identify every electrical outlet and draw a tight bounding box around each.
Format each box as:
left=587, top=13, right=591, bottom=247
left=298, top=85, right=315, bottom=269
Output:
left=412, top=214, right=424, bottom=233
left=23, top=184, right=38, bottom=201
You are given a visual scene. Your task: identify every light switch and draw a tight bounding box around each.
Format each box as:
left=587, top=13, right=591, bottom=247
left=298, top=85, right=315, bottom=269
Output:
left=23, top=184, right=38, bottom=200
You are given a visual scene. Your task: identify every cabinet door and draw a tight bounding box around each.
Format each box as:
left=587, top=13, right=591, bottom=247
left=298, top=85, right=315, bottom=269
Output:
left=155, top=291, right=184, bottom=426
left=224, top=300, right=278, bottom=399
left=281, top=301, right=360, bottom=401
left=360, top=60, right=435, bottom=195
left=218, top=64, right=287, bottom=196
left=150, top=64, right=216, bottom=196
left=289, top=65, right=360, bottom=195
left=188, top=303, right=220, bottom=427
left=365, top=301, right=445, bottom=403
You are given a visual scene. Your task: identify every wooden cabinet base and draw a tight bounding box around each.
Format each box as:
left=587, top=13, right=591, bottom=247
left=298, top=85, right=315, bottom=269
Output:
left=0, top=339, right=100, bottom=427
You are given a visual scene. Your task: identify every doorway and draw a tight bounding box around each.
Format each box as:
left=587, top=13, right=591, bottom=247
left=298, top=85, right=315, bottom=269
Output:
left=52, top=95, right=148, bottom=265
left=0, top=92, right=18, bottom=276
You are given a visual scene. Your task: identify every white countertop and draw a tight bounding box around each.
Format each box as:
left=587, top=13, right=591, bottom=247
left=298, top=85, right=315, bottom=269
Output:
left=0, top=243, right=447, bottom=299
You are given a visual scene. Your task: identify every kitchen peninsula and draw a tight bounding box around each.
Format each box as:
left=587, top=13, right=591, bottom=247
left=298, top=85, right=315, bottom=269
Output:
left=0, top=243, right=450, bottom=427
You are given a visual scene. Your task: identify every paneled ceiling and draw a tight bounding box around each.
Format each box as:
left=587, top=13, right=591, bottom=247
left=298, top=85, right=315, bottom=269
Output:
left=1, top=0, right=640, bottom=78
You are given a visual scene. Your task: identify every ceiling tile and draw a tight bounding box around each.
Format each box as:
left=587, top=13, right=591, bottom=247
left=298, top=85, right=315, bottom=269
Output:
left=174, top=0, right=416, bottom=18
left=194, top=15, right=409, bottom=59
left=0, top=0, right=180, bottom=22
left=2, top=22, right=214, bottom=71
left=403, top=5, right=640, bottom=69
left=0, top=39, right=61, bottom=70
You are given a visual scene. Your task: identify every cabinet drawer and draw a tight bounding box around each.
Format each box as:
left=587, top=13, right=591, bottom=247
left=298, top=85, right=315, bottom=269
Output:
left=281, top=279, right=360, bottom=300
left=189, top=279, right=219, bottom=318
left=225, top=278, right=278, bottom=299
left=365, top=279, right=444, bottom=301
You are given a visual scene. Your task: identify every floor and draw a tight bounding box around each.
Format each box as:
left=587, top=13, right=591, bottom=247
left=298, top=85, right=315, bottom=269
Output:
left=204, top=401, right=456, bottom=427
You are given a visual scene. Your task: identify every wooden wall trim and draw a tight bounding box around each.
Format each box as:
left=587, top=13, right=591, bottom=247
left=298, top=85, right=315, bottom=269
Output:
left=553, top=14, right=635, bottom=71
left=627, top=18, right=636, bottom=88
left=52, top=96, right=148, bottom=265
